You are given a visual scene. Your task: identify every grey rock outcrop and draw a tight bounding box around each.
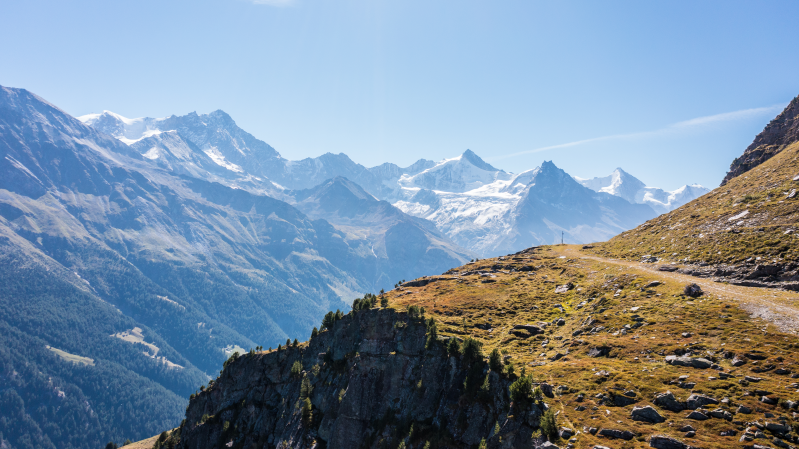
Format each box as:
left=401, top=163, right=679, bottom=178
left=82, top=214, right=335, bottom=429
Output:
left=632, top=405, right=666, bottom=423
left=654, top=391, right=684, bottom=412
left=176, top=309, right=546, bottom=449
left=650, top=434, right=693, bottom=449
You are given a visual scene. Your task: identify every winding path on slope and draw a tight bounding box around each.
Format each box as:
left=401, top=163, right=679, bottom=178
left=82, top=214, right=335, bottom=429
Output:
left=553, top=245, right=799, bottom=335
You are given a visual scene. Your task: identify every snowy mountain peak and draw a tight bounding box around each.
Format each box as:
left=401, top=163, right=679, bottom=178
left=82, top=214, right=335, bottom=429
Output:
left=398, top=150, right=511, bottom=193
left=575, top=168, right=709, bottom=214
left=461, top=149, right=498, bottom=172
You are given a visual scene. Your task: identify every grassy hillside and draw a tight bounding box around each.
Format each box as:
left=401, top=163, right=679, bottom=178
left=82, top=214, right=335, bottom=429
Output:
left=389, top=246, right=799, bottom=448
left=593, top=141, right=799, bottom=265
left=159, top=245, right=799, bottom=449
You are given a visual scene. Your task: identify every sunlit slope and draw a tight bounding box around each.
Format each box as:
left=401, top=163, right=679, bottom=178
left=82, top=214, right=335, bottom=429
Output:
left=593, top=141, right=799, bottom=265
left=391, top=245, right=799, bottom=449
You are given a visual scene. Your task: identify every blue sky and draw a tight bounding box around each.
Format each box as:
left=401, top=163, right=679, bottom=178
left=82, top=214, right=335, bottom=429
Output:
left=2, top=0, right=798, bottom=190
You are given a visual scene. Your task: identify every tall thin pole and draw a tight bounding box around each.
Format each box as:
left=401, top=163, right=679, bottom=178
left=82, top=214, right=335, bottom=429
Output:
left=561, top=231, right=563, bottom=245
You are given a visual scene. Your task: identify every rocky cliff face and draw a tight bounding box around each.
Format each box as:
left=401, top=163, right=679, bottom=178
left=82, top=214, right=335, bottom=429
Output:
left=722, top=95, right=799, bottom=185
left=175, top=309, right=547, bottom=449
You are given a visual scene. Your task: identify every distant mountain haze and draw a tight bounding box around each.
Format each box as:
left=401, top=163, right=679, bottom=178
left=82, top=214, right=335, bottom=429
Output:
left=79, top=110, right=707, bottom=258
left=0, top=86, right=472, bottom=446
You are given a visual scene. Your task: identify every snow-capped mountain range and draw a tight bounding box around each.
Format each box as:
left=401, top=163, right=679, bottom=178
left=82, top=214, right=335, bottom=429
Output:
left=79, top=110, right=709, bottom=257
left=575, top=168, right=709, bottom=214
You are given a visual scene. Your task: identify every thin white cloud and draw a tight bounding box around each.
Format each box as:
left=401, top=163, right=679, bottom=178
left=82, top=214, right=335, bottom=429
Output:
left=488, top=104, right=785, bottom=162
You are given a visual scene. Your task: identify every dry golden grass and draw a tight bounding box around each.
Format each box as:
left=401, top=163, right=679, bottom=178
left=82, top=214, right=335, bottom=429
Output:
left=390, top=245, right=799, bottom=448
left=595, top=141, right=799, bottom=265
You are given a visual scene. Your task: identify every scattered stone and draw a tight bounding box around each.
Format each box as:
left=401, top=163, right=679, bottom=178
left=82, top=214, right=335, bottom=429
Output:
left=512, top=324, right=545, bottom=335
left=745, top=376, right=763, bottom=382
left=645, top=281, right=663, bottom=288
left=540, top=442, right=560, bottom=449
left=555, top=318, right=566, bottom=326
left=587, top=427, right=598, bottom=435
left=654, top=391, right=684, bottom=412
left=681, top=332, right=692, bottom=338
left=719, top=429, right=738, bottom=436
left=765, top=422, right=790, bottom=433
left=559, top=428, right=575, bottom=439
left=686, top=393, right=719, bottom=409
left=709, top=408, right=733, bottom=420
left=737, top=405, right=752, bottom=414
left=686, top=410, right=709, bottom=420
left=658, top=265, right=679, bottom=272
left=678, top=425, right=695, bottom=432
left=631, top=405, right=665, bottom=423
left=555, top=283, right=574, bottom=293
left=591, top=446, right=611, bottom=449
left=649, top=434, right=691, bottom=449
left=598, top=428, right=635, bottom=440
left=683, top=283, right=703, bottom=297
left=761, top=396, right=778, bottom=405
left=732, top=356, right=746, bottom=366
left=666, top=355, right=712, bottom=369
left=575, top=405, right=586, bottom=411
left=774, top=368, right=791, bottom=375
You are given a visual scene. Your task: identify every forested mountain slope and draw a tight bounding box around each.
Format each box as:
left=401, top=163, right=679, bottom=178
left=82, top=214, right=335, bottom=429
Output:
left=0, top=86, right=470, bottom=448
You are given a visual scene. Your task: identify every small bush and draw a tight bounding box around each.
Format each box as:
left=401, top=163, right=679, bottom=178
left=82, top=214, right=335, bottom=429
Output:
left=301, top=398, right=313, bottom=424
left=461, top=337, right=483, bottom=365
left=509, top=375, right=533, bottom=405
left=426, top=318, right=439, bottom=349
left=322, top=311, right=335, bottom=330
left=540, top=408, right=557, bottom=439
left=300, top=377, right=313, bottom=399
left=489, top=348, right=503, bottom=372
left=447, top=338, right=461, bottom=357
left=290, top=361, right=302, bottom=378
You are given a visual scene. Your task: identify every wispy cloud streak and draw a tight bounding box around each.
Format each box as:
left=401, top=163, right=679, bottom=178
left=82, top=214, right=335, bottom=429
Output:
left=488, top=104, right=785, bottom=162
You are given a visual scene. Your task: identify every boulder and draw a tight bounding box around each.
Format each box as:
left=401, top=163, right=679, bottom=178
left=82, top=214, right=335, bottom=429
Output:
left=512, top=324, right=545, bottom=335
left=709, top=408, right=733, bottom=420
left=559, top=427, right=574, bottom=439
left=654, top=391, right=685, bottom=412
left=666, top=355, right=713, bottom=369
left=540, top=442, right=560, bottom=449
left=686, top=393, right=719, bottom=409
left=684, top=283, right=703, bottom=297
left=649, top=435, right=690, bottom=449
left=598, top=428, right=635, bottom=440
left=555, top=282, right=574, bottom=293
left=658, top=265, right=679, bottom=272
left=760, top=396, right=778, bottom=405
left=731, top=356, right=746, bottom=366
left=631, top=405, right=665, bottom=423
left=765, top=422, right=791, bottom=434
left=686, top=410, right=709, bottom=420
left=737, top=405, right=752, bottom=414
left=587, top=346, right=611, bottom=358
